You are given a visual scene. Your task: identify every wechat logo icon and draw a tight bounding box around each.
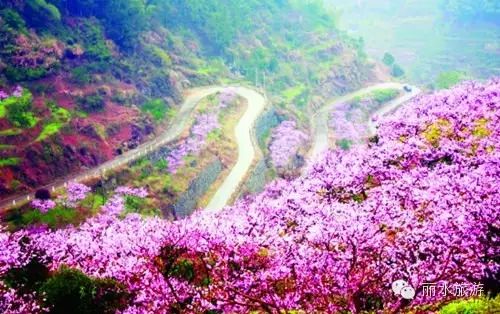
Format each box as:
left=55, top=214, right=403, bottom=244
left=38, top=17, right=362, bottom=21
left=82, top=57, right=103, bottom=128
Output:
left=392, top=279, right=415, bottom=300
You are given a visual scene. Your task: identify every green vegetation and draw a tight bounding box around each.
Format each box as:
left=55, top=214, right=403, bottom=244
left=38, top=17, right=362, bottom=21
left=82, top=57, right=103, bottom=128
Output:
left=71, top=66, right=92, bottom=85
left=391, top=64, right=405, bottom=78
left=154, top=159, right=168, bottom=171
left=282, top=85, right=307, bottom=103
left=122, top=195, right=159, bottom=216
left=0, top=144, right=14, bottom=150
left=0, top=102, right=6, bottom=118
left=77, top=93, right=105, bottom=113
left=37, top=101, right=71, bottom=141
left=20, top=206, right=77, bottom=229
left=0, top=157, right=21, bottom=167
left=24, top=0, right=61, bottom=27
left=80, top=193, right=107, bottom=211
left=371, top=88, right=400, bottom=104
left=382, top=52, right=395, bottom=66
left=337, top=138, right=353, bottom=150
left=55, top=0, right=146, bottom=49
left=77, top=20, right=112, bottom=61
left=4, top=66, right=48, bottom=82
left=148, top=45, right=172, bottom=67
left=436, top=70, right=467, bottom=89
left=2, top=89, right=37, bottom=128
left=3, top=259, right=130, bottom=314
left=40, top=267, right=130, bottom=314
left=141, top=98, right=169, bottom=122
left=37, top=122, right=63, bottom=141
left=0, top=8, right=28, bottom=33
left=439, top=296, right=500, bottom=314
left=0, top=128, right=22, bottom=136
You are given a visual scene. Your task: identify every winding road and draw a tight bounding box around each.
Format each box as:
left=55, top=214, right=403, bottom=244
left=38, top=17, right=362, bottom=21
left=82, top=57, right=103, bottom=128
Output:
left=205, top=88, right=266, bottom=211
left=308, top=82, right=421, bottom=162
left=0, top=86, right=266, bottom=212
left=1, top=82, right=419, bottom=213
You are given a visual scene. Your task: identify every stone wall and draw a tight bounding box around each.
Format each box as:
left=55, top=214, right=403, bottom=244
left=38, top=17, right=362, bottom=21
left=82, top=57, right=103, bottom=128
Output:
left=171, top=158, right=223, bottom=218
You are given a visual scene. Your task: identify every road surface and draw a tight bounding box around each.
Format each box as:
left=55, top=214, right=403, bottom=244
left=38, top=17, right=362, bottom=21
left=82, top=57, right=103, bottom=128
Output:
left=205, top=87, right=266, bottom=211
left=0, top=86, right=266, bottom=212
left=308, top=82, right=421, bottom=163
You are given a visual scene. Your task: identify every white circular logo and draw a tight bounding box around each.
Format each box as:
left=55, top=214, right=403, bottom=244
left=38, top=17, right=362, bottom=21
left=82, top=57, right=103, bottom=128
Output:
left=391, top=279, right=415, bottom=299
left=391, top=279, right=408, bottom=295
left=401, top=286, right=416, bottom=300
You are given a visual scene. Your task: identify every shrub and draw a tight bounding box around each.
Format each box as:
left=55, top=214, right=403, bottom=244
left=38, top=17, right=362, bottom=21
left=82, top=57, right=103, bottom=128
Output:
left=0, top=157, right=21, bottom=167
left=4, top=66, right=47, bottom=82
left=21, top=206, right=76, bottom=229
left=0, top=8, right=27, bottom=32
left=336, top=138, right=352, bottom=150
left=78, top=21, right=111, bottom=61
left=382, top=52, right=395, bottom=66
left=35, top=188, right=51, bottom=200
left=3, top=254, right=50, bottom=294
left=372, top=88, right=399, bottom=104
left=37, top=122, right=63, bottom=141
left=77, top=93, right=105, bottom=112
left=4, top=88, right=37, bottom=128
left=25, top=0, right=61, bottom=27
left=391, top=63, right=405, bottom=77
left=71, top=66, right=92, bottom=85
left=39, top=267, right=130, bottom=314
left=141, top=98, right=168, bottom=122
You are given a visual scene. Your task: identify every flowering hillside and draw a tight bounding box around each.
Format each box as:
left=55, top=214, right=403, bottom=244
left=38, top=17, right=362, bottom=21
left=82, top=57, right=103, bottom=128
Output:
left=269, top=120, right=308, bottom=169
left=1, top=79, right=499, bottom=313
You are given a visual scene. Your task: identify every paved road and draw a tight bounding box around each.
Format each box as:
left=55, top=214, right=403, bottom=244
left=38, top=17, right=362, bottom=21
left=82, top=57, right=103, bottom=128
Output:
left=367, top=85, right=422, bottom=135
left=2, top=82, right=417, bottom=213
left=308, top=82, right=421, bottom=163
left=205, top=87, right=266, bottom=211
left=0, top=86, right=266, bottom=212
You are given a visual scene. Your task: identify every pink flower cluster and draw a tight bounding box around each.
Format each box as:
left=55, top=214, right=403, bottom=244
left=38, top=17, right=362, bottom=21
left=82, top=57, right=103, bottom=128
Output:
left=12, top=86, right=22, bottom=98
left=269, top=120, right=308, bottom=168
left=115, top=186, right=148, bottom=198
left=66, top=182, right=91, bottom=205
left=167, top=113, right=219, bottom=173
left=218, top=88, right=236, bottom=108
left=0, top=91, right=8, bottom=100
left=0, top=79, right=498, bottom=313
left=0, top=86, right=23, bottom=100
left=165, top=89, right=236, bottom=173
left=30, top=199, right=56, bottom=214
left=329, top=98, right=379, bottom=145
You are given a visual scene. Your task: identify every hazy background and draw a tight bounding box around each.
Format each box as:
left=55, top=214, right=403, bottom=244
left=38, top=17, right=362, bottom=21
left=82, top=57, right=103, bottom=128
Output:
left=333, top=0, right=500, bottom=85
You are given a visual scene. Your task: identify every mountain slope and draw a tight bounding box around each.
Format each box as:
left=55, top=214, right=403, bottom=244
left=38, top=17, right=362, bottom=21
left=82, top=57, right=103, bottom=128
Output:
left=1, top=79, right=498, bottom=313
left=0, top=0, right=375, bottom=199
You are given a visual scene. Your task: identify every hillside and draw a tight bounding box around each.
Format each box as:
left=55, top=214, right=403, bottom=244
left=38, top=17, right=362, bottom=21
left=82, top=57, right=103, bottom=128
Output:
left=0, top=0, right=375, bottom=201
left=1, top=79, right=498, bottom=313
left=335, top=0, right=500, bottom=84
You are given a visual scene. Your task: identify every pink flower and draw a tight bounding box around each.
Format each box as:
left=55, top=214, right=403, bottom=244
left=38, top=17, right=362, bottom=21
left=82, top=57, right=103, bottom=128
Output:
left=31, top=199, right=56, bottom=213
